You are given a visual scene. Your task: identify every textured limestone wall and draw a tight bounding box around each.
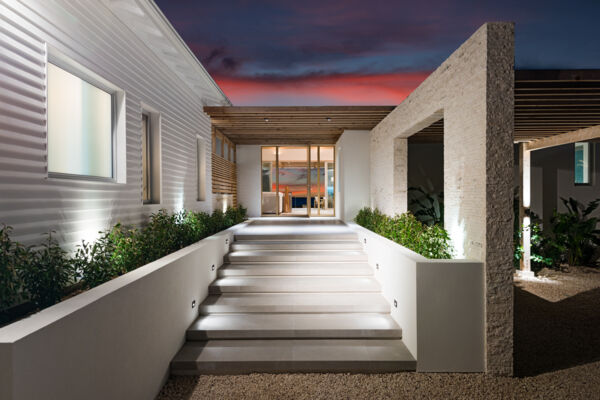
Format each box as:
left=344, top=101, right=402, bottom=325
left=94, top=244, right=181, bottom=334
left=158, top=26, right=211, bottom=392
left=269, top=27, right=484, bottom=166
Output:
left=370, top=23, right=514, bottom=375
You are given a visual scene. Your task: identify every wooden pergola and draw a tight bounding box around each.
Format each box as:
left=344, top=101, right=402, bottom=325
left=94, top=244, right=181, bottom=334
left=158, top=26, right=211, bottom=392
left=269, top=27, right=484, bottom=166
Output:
left=204, top=106, right=395, bottom=144
left=408, top=69, right=600, bottom=144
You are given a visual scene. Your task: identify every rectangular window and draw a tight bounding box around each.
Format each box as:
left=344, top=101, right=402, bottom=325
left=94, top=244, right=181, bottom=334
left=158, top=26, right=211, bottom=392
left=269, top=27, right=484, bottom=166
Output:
left=197, top=137, right=206, bottom=201
left=575, top=142, right=591, bottom=185
left=47, top=63, right=113, bottom=179
left=215, top=136, right=223, bottom=157
left=142, top=114, right=151, bottom=203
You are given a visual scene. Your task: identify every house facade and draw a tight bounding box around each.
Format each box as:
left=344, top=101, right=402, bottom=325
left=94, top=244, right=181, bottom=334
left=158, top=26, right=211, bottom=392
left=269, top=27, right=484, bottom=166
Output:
left=1, top=0, right=600, bottom=391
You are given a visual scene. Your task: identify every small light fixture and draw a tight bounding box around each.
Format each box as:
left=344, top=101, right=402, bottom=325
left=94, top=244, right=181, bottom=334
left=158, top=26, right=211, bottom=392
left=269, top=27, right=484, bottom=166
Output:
left=394, top=299, right=397, bottom=308
left=192, top=300, right=196, bottom=308
left=326, top=117, right=332, bottom=122
left=211, top=264, right=215, bottom=271
left=264, top=117, right=270, bottom=122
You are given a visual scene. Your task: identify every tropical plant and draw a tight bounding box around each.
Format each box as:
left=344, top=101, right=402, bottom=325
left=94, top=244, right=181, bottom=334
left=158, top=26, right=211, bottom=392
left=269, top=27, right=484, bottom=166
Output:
left=408, top=186, right=444, bottom=226
left=546, top=197, right=600, bottom=266
left=355, top=207, right=453, bottom=259
left=513, top=191, right=552, bottom=270
left=0, top=225, right=25, bottom=313
left=18, top=232, right=74, bottom=309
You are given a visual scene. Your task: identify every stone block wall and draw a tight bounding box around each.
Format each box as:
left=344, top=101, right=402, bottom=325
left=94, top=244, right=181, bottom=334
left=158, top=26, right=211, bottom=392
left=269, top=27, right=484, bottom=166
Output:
left=369, top=23, right=514, bottom=375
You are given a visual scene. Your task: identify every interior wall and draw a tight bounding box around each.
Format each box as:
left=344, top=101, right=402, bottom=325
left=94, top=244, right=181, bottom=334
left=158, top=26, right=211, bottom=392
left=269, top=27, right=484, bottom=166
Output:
left=335, top=130, right=371, bottom=221
left=369, top=23, right=515, bottom=375
left=514, top=142, right=600, bottom=227
left=236, top=145, right=261, bottom=217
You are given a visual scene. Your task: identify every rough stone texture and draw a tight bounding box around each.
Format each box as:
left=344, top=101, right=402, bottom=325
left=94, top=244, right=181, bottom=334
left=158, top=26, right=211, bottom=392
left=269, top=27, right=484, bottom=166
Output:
left=369, top=23, right=515, bottom=375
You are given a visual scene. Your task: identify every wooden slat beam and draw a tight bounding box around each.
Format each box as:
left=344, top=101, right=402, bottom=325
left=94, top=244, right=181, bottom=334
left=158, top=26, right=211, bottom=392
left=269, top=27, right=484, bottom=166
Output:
left=525, top=124, right=600, bottom=151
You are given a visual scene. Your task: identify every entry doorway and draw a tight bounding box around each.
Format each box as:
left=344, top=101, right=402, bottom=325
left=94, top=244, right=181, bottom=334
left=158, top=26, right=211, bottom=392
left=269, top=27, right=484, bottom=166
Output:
left=261, top=145, right=335, bottom=217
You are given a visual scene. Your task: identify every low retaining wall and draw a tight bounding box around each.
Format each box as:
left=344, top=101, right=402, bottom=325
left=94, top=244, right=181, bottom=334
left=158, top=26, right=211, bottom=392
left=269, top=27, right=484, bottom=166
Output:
left=348, top=223, right=485, bottom=372
left=0, top=222, right=248, bottom=400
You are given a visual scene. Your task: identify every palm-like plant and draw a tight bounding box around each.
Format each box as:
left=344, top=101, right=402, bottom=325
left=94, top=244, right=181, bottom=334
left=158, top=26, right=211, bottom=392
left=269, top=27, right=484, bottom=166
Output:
left=548, top=197, right=600, bottom=266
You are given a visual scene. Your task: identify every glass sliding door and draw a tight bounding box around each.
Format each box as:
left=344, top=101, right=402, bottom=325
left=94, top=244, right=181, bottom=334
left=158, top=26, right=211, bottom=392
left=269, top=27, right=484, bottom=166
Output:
left=261, top=145, right=334, bottom=217
left=310, top=146, right=335, bottom=217
left=277, top=146, right=309, bottom=216
left=261, top=147, right=278, bottom=215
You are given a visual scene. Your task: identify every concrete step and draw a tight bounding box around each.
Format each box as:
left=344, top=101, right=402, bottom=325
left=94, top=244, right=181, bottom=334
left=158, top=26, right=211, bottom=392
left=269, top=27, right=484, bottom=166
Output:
left=231, top=240, right=363, bottom=251
left=234, top=233, right=358, bottom=242
left=198, top=293, right=391, bottom=314
left=209, top=276, right=380, bottom=294
left=186, top=313, right=402, bottom=340
left=218, top=262, right=373, bottom=277
left=171, top=339, right=416, bottom=374
left=225, top=250, right=368, bottom=263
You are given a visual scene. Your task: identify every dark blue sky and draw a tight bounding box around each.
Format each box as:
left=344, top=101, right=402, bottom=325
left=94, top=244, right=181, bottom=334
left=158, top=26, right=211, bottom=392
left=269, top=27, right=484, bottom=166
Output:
left=156, top=0, right=600, bottom=105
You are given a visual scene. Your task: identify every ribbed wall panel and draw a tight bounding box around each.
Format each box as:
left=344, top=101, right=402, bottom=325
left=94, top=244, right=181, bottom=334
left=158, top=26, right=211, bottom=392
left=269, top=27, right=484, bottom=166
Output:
left=0, top=0, right=224, bottom=249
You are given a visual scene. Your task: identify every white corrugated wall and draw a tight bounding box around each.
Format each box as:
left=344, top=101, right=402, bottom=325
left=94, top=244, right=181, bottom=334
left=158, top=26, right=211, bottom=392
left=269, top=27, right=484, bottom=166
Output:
left=0, top=0, right=227, bottom=248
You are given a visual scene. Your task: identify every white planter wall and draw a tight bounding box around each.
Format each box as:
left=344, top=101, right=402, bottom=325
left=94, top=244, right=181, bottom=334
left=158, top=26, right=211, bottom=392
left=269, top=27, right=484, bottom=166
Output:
left=0, top=222, right=247, bottom=400
left=349, top=223, right=485, bottom=372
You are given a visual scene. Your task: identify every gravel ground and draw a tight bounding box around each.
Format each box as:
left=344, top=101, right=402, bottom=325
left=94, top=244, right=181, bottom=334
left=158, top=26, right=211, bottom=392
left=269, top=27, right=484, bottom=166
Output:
left=158, top=267, right=600, bottom=400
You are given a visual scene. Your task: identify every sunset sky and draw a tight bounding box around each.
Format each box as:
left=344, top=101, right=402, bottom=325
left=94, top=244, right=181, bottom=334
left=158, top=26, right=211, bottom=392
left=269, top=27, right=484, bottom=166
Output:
left=156, top=0, right=600, bottom=106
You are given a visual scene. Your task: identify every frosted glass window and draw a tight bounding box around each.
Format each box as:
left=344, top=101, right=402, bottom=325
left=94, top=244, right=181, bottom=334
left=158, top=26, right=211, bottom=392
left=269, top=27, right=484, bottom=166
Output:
left=47, top=63, right=113, bottom=178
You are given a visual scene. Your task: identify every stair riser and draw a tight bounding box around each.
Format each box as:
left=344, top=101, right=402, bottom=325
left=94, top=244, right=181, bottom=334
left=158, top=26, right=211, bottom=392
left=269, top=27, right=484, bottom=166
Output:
left=187, top=329, right=402, bottom=340
left=226, top=254, right=368, bottom=263
left=234, top=234, right=357, bottom=241
left=171, top=360, right=416, bottom=375
left=209, top=286, right=380, bottom=294
left=197, top=306, right=391, bottom=314
left=218, top=264, right=373, bottom=277
left=231, top=242, right=363, bottom=250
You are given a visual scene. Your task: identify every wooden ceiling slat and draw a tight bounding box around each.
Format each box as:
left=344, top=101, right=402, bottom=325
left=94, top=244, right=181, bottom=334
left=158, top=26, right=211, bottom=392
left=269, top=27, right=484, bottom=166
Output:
left=205, top=105, right=394, bottom=145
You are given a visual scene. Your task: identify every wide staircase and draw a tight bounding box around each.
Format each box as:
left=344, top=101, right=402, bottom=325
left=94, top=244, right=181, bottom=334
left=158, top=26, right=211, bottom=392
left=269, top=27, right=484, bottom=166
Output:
left=171, top=219, right=416, bottom=374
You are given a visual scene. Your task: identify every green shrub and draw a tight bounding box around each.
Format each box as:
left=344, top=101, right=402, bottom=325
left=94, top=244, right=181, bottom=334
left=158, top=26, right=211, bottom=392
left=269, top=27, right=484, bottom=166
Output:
left=1, top=205, right=248, bottom=321
left=545, top=197, right=600, bottom=266
left=0, top=225, right=25, bottom=313
left=18, top=232, right=73, bottom=309
left=355, top=207, right=453, bottom=259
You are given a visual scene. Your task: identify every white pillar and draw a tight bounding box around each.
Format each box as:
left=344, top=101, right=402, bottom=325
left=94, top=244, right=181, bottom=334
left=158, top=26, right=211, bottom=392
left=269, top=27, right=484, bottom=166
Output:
left=517, top=143, right=533, bottom=277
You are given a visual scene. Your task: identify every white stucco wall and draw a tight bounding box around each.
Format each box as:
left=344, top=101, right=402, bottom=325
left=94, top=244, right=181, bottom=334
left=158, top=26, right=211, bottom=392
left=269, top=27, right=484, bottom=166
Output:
left=236, top=145, right=261, bottom=217
left=335, top=130, right=371, bottom=222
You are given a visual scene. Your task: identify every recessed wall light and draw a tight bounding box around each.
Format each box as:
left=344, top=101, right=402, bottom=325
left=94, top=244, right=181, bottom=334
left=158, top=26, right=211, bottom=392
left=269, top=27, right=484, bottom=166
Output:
left=326, top=117, right=332, bottom=122
left=264, top=117, right=270, bottom=122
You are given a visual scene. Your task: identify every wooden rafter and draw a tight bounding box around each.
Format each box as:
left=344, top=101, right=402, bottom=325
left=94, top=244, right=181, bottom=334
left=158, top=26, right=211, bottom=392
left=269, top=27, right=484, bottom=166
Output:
left=204, top=106, right=394, bottom=144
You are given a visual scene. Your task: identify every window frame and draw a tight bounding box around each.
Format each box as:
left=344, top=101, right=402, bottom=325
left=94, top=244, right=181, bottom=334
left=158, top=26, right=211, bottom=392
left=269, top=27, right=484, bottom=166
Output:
left=142, top=113, right=152, bottom=203
left=45, top=57, right=118, bottom=183
left=574, top=142, right=593, bottom=186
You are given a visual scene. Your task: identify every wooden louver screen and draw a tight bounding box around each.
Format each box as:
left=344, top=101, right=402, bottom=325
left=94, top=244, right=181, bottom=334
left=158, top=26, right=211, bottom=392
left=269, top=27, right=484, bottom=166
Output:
left=212, top=128, right=237, bottom=206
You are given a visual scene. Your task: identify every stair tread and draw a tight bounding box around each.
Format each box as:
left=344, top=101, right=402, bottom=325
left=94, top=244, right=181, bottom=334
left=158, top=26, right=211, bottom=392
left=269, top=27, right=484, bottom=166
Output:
left=218, top=262, right=372, bottom=276
left=226, top=250, right=368, bottom=263
left=209, top=276, right=380, bottom=293
left=198, top=293, right=390, bottom=313
left=171, top=339, right=416, bottom=374
left=187, top=313, right=401, bottom=339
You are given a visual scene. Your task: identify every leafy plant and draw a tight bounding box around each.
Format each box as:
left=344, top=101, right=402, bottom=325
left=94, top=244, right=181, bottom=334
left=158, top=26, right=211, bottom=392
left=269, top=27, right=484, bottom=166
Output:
left=408, top=186, right=444, bottom=226
left=513, top=191, right=552, bottom=271
left=18, top=232, right=73, bottom=309
left=546, top=197, right=600, bottom=266
left=355, top=207, right=453, bottom=259
left=74, top=230, right=121, bottom=289
left=0, top=225, right=25, bottom=313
